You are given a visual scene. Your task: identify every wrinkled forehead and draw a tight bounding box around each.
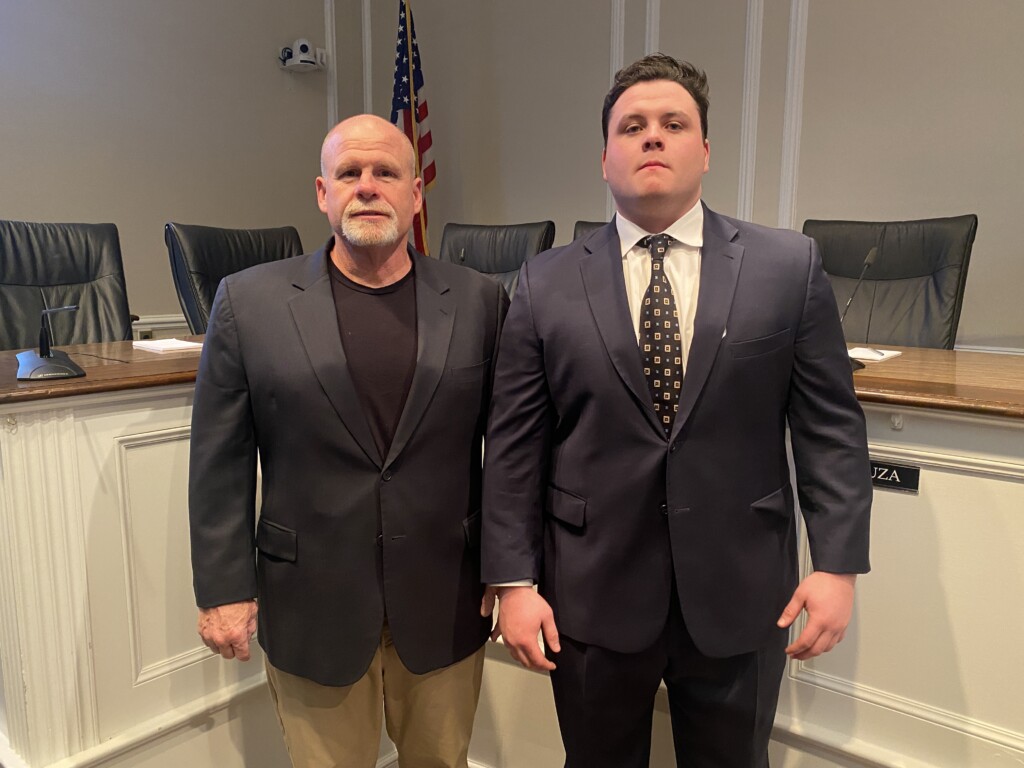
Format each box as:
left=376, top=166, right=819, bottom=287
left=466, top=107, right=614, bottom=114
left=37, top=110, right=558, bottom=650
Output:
left=322, top=123, right=415, bottom=172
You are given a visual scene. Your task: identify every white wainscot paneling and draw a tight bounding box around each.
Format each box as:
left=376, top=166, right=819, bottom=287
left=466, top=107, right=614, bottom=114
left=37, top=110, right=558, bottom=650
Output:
left=73, top=389, right=267, bottom=742
left=775, top=406, right=1024, bottom=767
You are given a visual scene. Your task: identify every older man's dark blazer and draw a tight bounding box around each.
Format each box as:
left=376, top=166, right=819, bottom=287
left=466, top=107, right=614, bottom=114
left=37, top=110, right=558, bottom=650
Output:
left=190, top=245, right=508, bottom=686
left=482, top=205, right=871, bottom=658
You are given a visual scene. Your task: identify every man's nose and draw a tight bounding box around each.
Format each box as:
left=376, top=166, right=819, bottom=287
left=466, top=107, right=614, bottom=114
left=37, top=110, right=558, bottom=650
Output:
left=643, top=126, right=664, bottom=150
left=355, top=171, right=379, bottom=197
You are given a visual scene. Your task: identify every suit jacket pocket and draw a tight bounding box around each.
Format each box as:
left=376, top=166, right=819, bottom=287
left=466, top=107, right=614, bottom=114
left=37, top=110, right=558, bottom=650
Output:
left=256, top=517, right=297, bottom=562
left=545, top=485, right=587, bottom=530
left=729, top=329, right=790, bottom=359
left=447, top=358, right=490, bottom=384
left=750, top=485, right=790, bottom=522
left=463, top=510, right=482, bottom=548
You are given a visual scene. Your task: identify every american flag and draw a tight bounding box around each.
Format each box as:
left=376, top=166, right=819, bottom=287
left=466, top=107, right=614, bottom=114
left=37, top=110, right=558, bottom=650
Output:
left=390, top=0, right=435, bottom=255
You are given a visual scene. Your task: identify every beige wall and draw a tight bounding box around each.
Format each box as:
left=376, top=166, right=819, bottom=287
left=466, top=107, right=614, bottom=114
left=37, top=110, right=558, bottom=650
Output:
left=794, top=0, right=1024, bottom=349
left=0, top=0, right=331, bottom=317
left=3, top=0, right=1019, bottom=348
left=348, top=0, right=1022, bottom=350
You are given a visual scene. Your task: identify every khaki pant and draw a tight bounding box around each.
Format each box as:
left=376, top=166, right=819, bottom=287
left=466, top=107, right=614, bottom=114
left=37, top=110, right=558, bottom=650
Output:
left=266, top=624, right=485, bottom=768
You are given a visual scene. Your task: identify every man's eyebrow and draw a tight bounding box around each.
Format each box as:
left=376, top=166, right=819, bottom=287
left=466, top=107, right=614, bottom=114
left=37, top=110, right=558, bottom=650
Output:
left=617, top=110, right=690, bottom=126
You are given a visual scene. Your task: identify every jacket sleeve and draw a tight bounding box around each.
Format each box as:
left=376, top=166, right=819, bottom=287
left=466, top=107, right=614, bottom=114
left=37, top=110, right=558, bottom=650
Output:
left=481, top=261, right=552, bottom=583
left=788, top=238, right=872, bottom=574
left=189, top=278, right=260, bottom=607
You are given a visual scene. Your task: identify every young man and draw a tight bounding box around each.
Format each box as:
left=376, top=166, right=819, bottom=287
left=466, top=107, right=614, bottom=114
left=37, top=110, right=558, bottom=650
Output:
left=483, top=55, right=871, bottom=767
left=190, top=115, right=508, bottom=768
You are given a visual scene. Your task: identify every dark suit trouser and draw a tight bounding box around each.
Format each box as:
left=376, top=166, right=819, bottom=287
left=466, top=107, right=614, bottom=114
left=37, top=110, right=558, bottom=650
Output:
left=548, top=587, right=788, bottom=768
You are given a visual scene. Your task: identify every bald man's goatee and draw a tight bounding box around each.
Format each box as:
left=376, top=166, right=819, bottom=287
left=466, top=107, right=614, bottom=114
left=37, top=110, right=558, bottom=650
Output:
left=341, top=204, right=402, bottom=247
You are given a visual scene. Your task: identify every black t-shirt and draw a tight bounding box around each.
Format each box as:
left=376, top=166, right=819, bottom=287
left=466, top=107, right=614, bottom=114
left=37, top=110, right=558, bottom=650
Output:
left=329, top=259, right=417, bottom=462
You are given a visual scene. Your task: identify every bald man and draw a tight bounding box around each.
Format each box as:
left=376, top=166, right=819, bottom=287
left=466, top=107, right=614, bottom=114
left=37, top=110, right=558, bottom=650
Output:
left=189, top=115, right=509, bottom=767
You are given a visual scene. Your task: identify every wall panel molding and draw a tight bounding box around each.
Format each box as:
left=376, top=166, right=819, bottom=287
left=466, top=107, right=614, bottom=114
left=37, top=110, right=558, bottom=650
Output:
left=325, top=0, right=338, bottom=127
left=644, top=0, right=660, bottom=54
left=792, top=664, right=1024, bottom=756
left=114, top=426, right=209, bottom=685
left=362, top=0, right=373, bottom=114
left=44, top=678, right=267, bottom=768
left=606, top=0, right=627, bottom=220
left=736, top=0, right=764, bottom=221
left=777, top=0, right=808, bottom=229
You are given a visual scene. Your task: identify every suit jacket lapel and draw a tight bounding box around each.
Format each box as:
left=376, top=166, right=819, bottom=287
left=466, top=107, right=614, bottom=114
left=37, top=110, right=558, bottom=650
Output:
left=580, top=224, right=663, bottom=437
left=673, top=205, right=744, bottom=437
left=288, top=248, right=381, bottom=467
left=384, top=251, right=455, bottom=470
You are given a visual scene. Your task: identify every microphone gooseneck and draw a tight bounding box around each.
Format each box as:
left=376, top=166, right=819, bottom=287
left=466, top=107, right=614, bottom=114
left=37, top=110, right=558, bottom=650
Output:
left=840, top=247, right=878, bottom=325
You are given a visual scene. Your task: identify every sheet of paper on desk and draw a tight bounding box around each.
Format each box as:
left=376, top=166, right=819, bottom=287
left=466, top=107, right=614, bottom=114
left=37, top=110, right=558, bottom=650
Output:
left=848, top=347, right=902, bottom=362
left=132, top=338, right=204, bottom=353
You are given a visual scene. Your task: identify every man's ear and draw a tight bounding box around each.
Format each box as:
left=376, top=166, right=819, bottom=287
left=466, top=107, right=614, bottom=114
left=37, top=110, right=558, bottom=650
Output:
left=315, top=177, right=328, bottom=213
left=412, top=176, right=423, bottom=215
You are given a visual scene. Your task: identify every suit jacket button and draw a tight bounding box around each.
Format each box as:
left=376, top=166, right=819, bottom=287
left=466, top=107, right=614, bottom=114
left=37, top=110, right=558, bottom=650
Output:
left=382, top=469, right=393, bottom=481
left=659, top=503, right=668, bottom=515
left=376, top=534, right=383, bottom=547
left=669, top=443, right=678, bottom=453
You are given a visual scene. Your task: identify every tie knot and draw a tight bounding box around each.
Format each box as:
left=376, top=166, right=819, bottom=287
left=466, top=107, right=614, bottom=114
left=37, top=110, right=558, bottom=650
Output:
left=643, top=234, right=673, bottom=260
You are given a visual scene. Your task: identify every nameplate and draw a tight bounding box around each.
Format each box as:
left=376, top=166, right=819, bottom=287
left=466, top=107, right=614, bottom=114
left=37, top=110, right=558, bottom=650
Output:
left=870, top=460, right=920, bottom=494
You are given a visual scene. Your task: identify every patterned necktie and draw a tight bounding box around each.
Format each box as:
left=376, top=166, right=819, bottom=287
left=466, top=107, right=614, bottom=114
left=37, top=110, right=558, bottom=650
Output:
left=639, top=234, right=682, bottom=437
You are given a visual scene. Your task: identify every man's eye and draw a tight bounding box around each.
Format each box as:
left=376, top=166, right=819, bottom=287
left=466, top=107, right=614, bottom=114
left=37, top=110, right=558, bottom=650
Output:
left=625, top=124, right=643, bottom=134
left=665, top=122, right=683, bottom=131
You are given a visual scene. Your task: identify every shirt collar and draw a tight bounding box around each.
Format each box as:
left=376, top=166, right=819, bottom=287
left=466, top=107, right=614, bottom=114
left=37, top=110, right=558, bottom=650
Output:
left=614, top=200, right=704, bottom=258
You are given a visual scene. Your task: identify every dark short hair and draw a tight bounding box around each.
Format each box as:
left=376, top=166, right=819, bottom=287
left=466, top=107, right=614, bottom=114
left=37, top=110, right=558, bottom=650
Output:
left=602, top=53, right=709, bottom=144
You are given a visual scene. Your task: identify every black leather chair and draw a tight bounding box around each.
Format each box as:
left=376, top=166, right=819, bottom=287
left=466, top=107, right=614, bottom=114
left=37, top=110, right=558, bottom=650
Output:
left=165, top=223, right=304, bottom=334
left=438, top=221, right=555, bottom=298
left=803, top=215, right=978, bottom=350
left=0, top=220, right=134, bottom=351
left=573, top=220, right=606, bottom=240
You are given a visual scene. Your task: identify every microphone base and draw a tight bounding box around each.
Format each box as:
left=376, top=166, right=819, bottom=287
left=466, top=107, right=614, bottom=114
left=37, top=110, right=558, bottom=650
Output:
left=16, top=349, right=87, bottom=380
left=850, top=357, right=865, bottom=371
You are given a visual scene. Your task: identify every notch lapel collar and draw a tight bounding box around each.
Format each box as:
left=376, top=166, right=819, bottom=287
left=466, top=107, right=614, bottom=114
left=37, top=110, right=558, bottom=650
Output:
left=288, top=248, right=381, bottom=467
left=673, top=205, right=743, bottom=437
left=384, top=251, right=455, bottom=470
left=579, top=224, right=663, bottom=437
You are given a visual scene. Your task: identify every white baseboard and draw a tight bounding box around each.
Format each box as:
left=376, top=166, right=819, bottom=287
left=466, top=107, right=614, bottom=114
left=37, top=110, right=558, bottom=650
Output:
left=0, top=729, right=31, bottom=768
left=45, top=677, right=267, bottom=768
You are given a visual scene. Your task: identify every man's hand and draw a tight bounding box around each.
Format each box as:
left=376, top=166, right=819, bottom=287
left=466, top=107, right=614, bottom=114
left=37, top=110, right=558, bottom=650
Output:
left=198, top=600, right=258, bottom=661
left=480, top=585, right=497, bottom=617
left=492, top=586, right=560, bottom=671
left=777, top=572, right=857, bottom=660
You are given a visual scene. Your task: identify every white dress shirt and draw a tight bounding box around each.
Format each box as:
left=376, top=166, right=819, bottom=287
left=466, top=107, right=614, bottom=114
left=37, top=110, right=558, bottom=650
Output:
left=615, top=200, right=703, bottom=374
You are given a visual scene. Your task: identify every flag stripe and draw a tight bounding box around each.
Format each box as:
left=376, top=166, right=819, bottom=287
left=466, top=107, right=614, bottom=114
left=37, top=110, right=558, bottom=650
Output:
left=390, top=0, right=434, bottom=254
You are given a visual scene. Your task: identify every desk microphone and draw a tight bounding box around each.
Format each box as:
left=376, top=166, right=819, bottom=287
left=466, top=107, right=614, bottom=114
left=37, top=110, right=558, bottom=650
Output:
left=16, top=305, right=87, bottom=380
left=839, top=247, right=877, bottom=372
left=840, top=246, right=878, bottom=325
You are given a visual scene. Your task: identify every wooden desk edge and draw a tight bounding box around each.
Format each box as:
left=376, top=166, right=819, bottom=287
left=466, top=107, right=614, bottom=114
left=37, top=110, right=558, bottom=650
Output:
left=0, top=370, right=199, bottom=405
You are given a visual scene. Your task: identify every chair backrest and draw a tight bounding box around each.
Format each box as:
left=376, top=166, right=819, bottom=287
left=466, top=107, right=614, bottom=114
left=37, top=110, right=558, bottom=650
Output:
left=573, top=220, right=606, bottom=241
left=438, top=221, right=555, bottom=298
left=165, top=222, right=304, bottom=333
left=802, top=215, right=978, bottom=350
left=0, top=220, right=133, bottom=351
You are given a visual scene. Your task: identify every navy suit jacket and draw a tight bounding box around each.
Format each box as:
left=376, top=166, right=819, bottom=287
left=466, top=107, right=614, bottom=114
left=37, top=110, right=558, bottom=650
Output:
left=190, top=246, right=508, bottom=685
left=482, top=206, right=871, bottom=657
